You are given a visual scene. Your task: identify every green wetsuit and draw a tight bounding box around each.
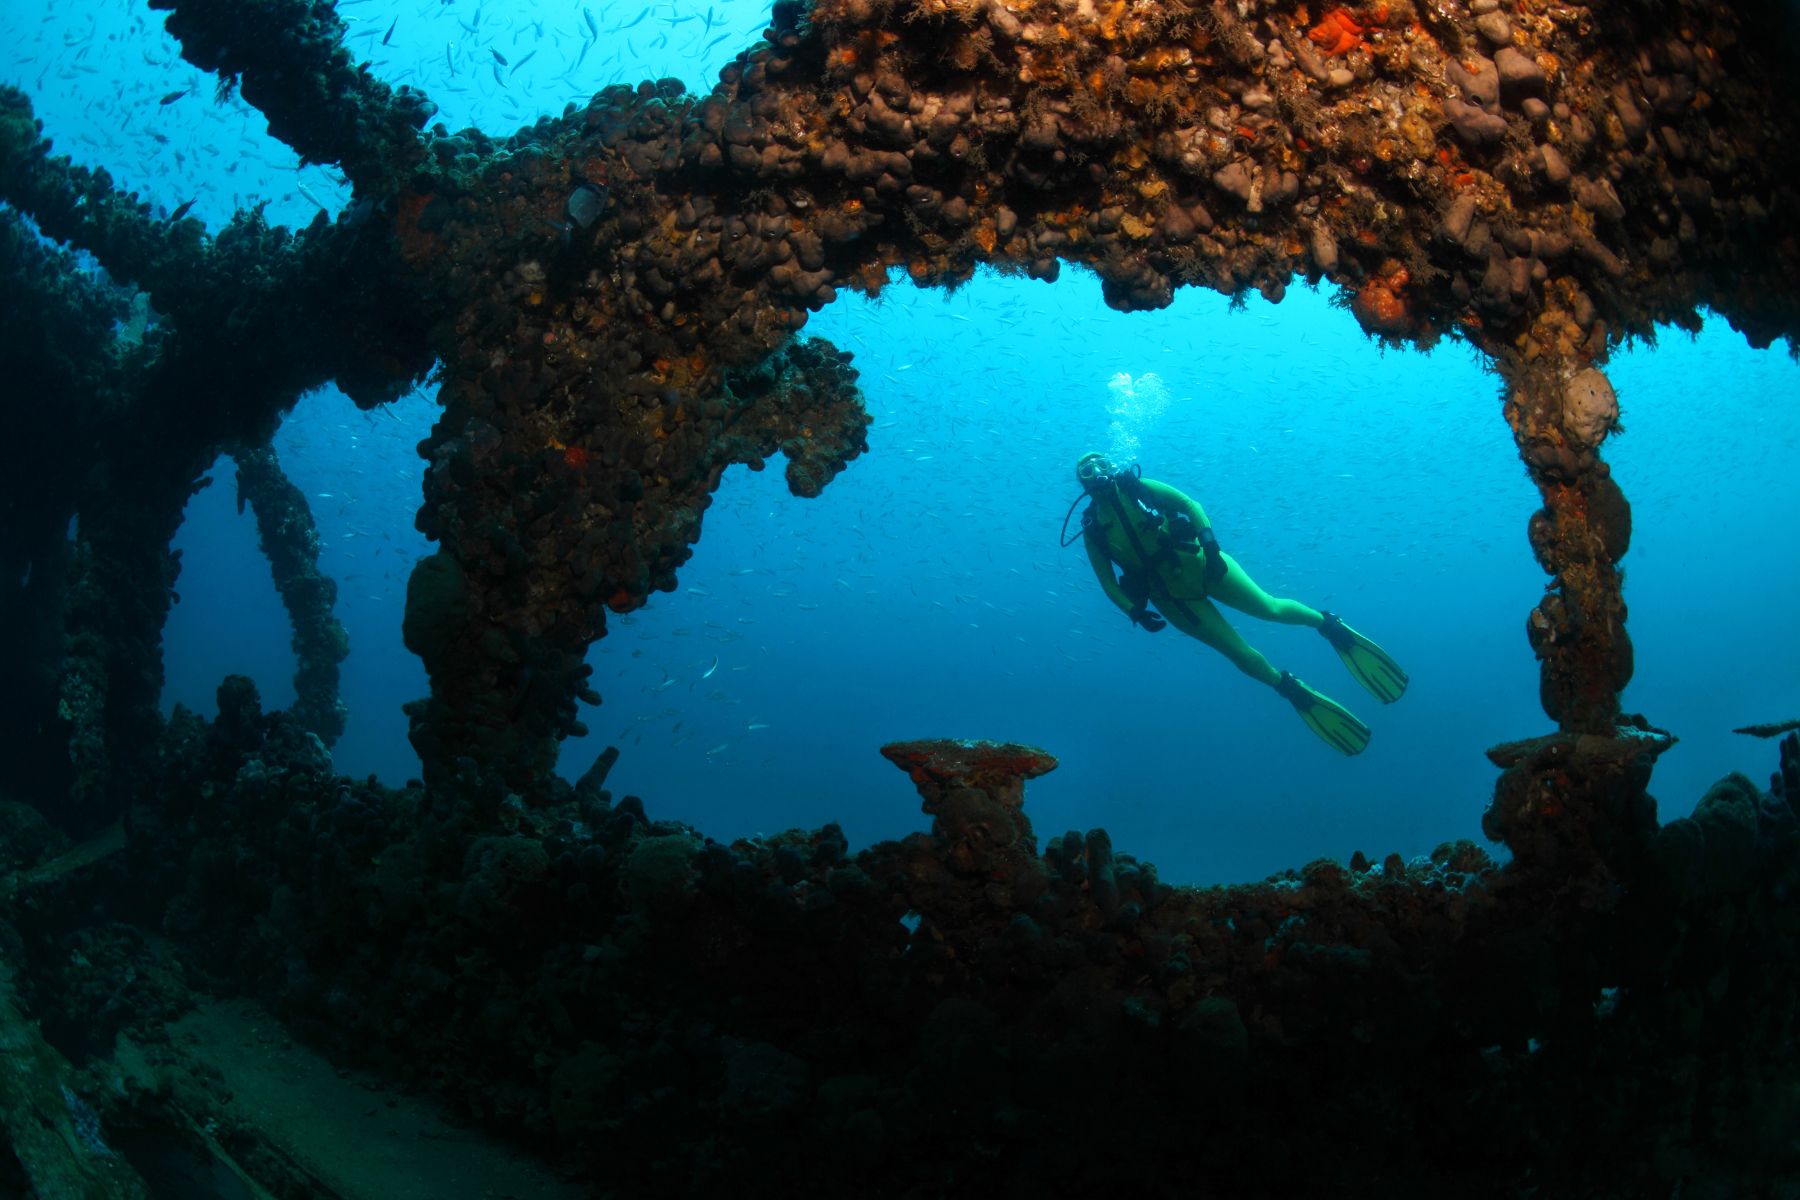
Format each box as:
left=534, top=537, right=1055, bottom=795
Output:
left=1081, top=476, right=1322, bottom=688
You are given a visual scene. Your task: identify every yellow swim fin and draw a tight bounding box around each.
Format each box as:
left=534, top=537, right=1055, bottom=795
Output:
left=1276, top=672, right=1372, bottom=756
left=1319, top=613, right=1408, bottom=705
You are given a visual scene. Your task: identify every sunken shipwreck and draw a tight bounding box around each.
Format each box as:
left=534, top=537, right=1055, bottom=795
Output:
left=2, top=0, right=1798, bottom=1194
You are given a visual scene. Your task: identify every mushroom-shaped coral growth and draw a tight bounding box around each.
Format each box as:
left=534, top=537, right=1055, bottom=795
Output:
left=882, top=739, right=1058, bottom=890
left=879, top=739, right=1058, bottom=809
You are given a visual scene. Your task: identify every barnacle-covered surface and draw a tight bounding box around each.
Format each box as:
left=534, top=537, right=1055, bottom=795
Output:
left=23, top=0, right=1782, bottom=792
left=1, top=0, right=1798, bottom=1192
left=374, top=0, right=1800, bottom=787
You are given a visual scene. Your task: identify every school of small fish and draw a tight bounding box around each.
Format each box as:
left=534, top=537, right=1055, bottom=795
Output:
left=0, top=0, right=766, bottom=234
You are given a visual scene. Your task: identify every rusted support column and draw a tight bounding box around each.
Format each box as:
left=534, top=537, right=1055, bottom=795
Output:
left=56, top=469, right=200, bottom=836
left=403, top=336, right=869, bottom=799
left=0, top=207, right=128, bottom=816
left=1504, top=355, right=1631, bottom=733
left=1485, top=349, right=1676, bottom=876
left=232, top=443, right=350, bottom=747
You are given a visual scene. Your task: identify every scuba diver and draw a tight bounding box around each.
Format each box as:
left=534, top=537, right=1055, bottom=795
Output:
left=1065, top=452, right=1407, bottom=755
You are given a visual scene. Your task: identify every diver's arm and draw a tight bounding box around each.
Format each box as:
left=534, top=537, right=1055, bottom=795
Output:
left=1083, top=527, right=1136, bottom=613
left=1141, top=479, right=1211, bottom=533
left=1142, top=478, right=1227, bottom=582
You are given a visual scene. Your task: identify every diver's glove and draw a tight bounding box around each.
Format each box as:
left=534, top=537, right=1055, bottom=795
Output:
left=1128, top=604, right=1166, bottom=632
left=1198, top=526, right=1227, bottom=585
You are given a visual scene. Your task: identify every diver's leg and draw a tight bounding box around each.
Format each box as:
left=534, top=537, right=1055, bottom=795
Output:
left=1207, top=554, right=1406, bottom=703
left=1157, top=595, right=1281, bottom=687
left=1162, top=593, right=1370, bottom=752
left=1207, top=553, right=1322, bottom=628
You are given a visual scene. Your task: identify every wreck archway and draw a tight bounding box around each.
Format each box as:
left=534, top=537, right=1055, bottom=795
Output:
left=568, top=270, right=1533, bottom=884
left=562, top=265, right=1799, bottom=883
left=4, top=0, right=1788, bottom=857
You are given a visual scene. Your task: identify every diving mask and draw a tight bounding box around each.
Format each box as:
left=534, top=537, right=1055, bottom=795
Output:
left=1076, top=453, right=1138, bottom=492
left=1076, top=453, right=1115, bottom=488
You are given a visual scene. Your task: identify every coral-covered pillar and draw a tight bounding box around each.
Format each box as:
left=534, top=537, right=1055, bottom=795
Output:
left=1487, top=353, right=1672, bottom=877
left=232, top=443, right=349, bottom=747
left=1503, top=356, right=1632, bottom=733
left=402, top=335, right=868, bottom=806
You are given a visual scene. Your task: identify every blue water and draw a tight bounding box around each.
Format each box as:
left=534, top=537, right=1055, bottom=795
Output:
left=8, top=0, right=1797, bottom=885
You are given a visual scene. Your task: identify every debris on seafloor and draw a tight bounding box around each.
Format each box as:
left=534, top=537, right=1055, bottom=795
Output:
left=0, top=830, right=149, bottom=1200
